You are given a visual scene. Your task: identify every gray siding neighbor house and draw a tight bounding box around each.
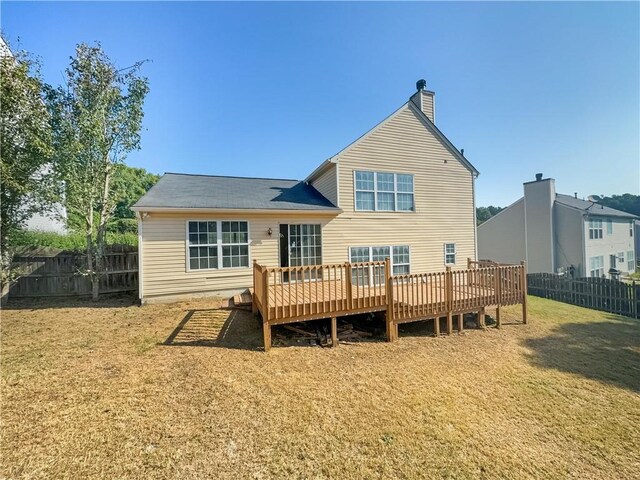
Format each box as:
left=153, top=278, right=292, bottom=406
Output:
left=478, top=174, right=637, bottom=278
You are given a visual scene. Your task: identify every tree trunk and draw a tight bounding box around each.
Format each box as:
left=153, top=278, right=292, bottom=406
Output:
left=94, top=162, right=113, bottom=301
left=86, top=204, right=99, bottom=301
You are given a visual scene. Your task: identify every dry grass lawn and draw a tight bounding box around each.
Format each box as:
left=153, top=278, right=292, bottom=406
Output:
left=1, top=295, right=639, bottom=479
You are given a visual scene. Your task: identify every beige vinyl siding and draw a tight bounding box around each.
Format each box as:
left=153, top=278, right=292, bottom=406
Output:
left=323, top=104, right=476, bottom=272
left=310, top=164, right=338, bottom=206
left=477, top=199, right=526, bottom=265
left=140, top=211, right=332, bottom=300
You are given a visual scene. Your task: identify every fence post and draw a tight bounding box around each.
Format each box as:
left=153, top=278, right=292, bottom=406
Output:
left=495, top=266, right=502, bottom=328
left=520, top=261, right=528, bottom=324
left=385, top=257, right=395, bottom=342
left=446, top=266, right=453, bottom=335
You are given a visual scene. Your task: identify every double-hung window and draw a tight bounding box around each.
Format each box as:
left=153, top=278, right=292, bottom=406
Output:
left=588, top=219, right=603, bottom=239
left=606, top=219, right=613, bottom=235
left=354, top=170, right=414, bottom=211
left=444, top=243, right=456, bottom=265
left=349, top=245, right=410, bottom=284
left=589, top=256, right=604, bottom=277
left=188, top=220, right=249, bottom=270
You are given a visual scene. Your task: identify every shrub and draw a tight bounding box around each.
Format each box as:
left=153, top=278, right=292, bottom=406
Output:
left=9, top=229, right=137, bottom=252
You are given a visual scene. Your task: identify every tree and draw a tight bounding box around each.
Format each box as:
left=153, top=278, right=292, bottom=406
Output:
left=0, top=40, right=54, bottom=283
left=46, top=43, right=149, bottom=299
left=109, top=164, right=159, bottom=233
left=476, top=205, right=504, bottom=225
left=595, top=194, right=640, bottom=217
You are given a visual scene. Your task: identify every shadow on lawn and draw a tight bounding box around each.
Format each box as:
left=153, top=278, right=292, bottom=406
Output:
left=523, top=314, right=640, bottom=392
left=163, top=308, right=263, bottom=351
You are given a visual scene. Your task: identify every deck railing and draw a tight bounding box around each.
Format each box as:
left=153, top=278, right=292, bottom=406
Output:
left=254, top=258, right=527, bottom=349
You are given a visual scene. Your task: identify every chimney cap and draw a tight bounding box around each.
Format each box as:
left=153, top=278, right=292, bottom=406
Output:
left=416, top=79, right=427, bottom=91
left=535, top=173, right=543, bottom=181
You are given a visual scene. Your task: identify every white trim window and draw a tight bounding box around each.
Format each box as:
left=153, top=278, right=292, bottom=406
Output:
left=588, top=219, right=603, bottom=239
left=349, top=245, right=410, bottom=284
left=288, top=224, right=322, bottom=267
left=188, top=220, right=249, bottom=270
left=627, top=250, right=635, bottom=272
left=617, top=252, right=624, bottom=263
left=606, top=219, right=613, bottom=235
left=589, top=255, right=604, bottom=277
left=444, top=243, right=456, bottom=265
left=354, top=170, right=414, bottom=212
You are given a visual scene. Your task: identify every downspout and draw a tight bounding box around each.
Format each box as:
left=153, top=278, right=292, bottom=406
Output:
left=472, top=172, right=478, bottom=261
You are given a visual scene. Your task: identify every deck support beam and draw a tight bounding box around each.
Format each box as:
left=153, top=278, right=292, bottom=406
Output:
left=478, top=307, right=486, bottom=329
left=496, top=306, right=501, bottom=328
left=331, top=317, right=338, bottom=347
left=446, top=312, right=453, bottom=335
left=434, top=316, right=440, bottom=336
left=263, top=321, right=271, bottom=352
left=457, top=313, right=463, bottom=333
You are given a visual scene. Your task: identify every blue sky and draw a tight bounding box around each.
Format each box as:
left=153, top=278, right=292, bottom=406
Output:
left=3, top=1, right=639, bottom=206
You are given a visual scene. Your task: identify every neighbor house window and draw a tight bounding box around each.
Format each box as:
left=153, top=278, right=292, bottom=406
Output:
left=617, top=252, right=624, bottom=263
left=630, top=221, right=634, bottom=237
left=444, top=243, right=456, bottom=265
left=354, top=170, right=414, bottom=211
left=349, top=245, right=410, bottom=284
left=606, top=219, right=613, bottom=235
left=188, top=220, right=249, bottom=270
left=628, top=251, right=635, bottom=272
left=589, top=256, right=604, bottom=278
left=588, top=219, right=603, bottom=239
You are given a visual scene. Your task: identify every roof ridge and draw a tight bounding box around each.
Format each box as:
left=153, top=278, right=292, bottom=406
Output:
left=164, top=172, right=301, bottom=182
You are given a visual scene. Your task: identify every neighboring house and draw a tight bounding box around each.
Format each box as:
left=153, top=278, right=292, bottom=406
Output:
left=133, top=81, right=480, bottom=304
left=478, top=174, right=637, bottom=278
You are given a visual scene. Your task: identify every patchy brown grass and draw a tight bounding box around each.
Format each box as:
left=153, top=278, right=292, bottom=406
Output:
left=1, top=295, right=639, bottom=479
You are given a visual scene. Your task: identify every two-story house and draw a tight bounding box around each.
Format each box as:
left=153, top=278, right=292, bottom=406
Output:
left=478, top=174, right=637, bottom=278
left=133, top=81, right=480, bottom=304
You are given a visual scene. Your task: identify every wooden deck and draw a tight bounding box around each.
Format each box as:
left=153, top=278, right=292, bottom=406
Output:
left=253, top=259, right=527, bottom=351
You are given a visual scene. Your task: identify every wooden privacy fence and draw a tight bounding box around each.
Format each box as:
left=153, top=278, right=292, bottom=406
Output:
left=254, top=258, right=527, bottom=350
left=527, top=273, right=640, bottom=318
left=10, top=251, right=138, bottom=297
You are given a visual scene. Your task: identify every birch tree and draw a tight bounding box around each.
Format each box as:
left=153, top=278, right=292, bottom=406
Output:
left=46, top=43, right=148, bottom=299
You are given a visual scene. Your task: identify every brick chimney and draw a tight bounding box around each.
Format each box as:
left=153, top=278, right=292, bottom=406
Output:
left=410, top=79, right=435, bottom=123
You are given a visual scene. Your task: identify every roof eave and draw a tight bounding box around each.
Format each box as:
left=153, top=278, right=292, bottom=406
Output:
left=131, top=206, right=343, bottom=216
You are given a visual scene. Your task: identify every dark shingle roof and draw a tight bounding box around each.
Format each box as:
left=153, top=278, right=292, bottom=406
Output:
left=555, top=194, right=637, bottom=219
left=133, top=173, right=339, bottom=211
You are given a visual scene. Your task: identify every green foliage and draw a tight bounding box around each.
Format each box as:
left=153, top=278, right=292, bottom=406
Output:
left=111, top=164, right=159, bottom=220
left=476, top=206, right=504, bottom=225
left=0, top=39, right=56, bottom=275
left=10, top=230, right=137, bottom=252
left=45, top=42, right=148, bottom=297
left=596, top=194, right=640, bottom=217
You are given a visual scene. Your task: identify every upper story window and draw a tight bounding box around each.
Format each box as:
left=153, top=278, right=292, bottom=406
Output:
left=354, top=170, right=414, bottom=212
left=188, top=220, right=249, bottom=270
left=630, top=221, right=634, bottom=237
left=606, top=219, right=613, bottom=235
left=588, top=219, right=603, bottom=239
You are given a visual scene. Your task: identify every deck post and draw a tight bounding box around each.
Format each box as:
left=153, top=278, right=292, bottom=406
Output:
left=345, top=262, right=353, bottom=311
left=520, top=261, right=528, bottom=324
left=457, top=313, right=463, bottom=333
left=263, top=321, right=271, bottom=352
left=262, top=268, right=269, bottom=323
left=446, top=266, right=453, bottom=335
left=467, top=257, right=472, bottom=269
left=478, top=307, right=486, bottom=329
left=495, top=266, right=502, bottom=329
left=252, top=260, right=258, bottom=315
left=385, top=257, right=395, bottom=342
left=331, top=316, right=338, bottom=347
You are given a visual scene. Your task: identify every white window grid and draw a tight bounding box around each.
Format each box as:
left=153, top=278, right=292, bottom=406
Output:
left=348, top=245, right=410, bottom=284
left=354, top=170, right=414, bottom=212
left=444, top=243, right=456, bottom=265
left=589, top=219, right=603, bottom=239
left=589, top=256, right=604, bottom=277
left=186, top=220, right=250, bottom=271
